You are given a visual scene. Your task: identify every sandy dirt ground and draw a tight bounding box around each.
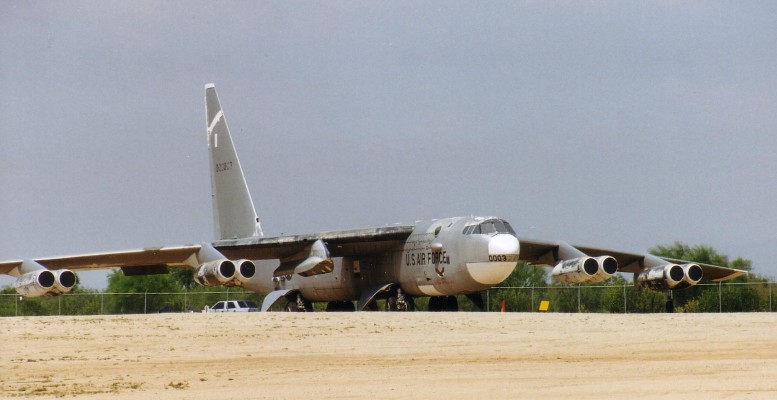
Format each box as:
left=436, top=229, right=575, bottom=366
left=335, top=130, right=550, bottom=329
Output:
left=1, top=312, right=776, bottom=399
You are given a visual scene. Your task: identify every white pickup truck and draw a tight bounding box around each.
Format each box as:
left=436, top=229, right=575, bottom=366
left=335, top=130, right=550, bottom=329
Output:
left=206, top=300, right=259, bottom=313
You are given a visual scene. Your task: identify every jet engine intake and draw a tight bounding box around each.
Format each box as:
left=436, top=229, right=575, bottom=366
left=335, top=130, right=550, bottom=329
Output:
left=636, top=264, right=685, bottom=291
left=676, top=263, right=703, bottom=289
left=195, top=260, right=236, bottom=287
left=589, top=256, right=618, bottom=283
left=53, top=270, right=77, bottom=294
left=233, top=259, right=256, bottom=284
left=552, top=257, right=600, bottom=284
left=14, top=269, right=76, bottom=297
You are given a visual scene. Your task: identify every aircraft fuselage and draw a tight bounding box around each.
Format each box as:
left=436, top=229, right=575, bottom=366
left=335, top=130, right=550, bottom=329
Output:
left=242, top=216, right=520, bottom=302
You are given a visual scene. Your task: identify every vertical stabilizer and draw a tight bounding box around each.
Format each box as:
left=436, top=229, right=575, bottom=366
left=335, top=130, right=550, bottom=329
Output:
left=205, top=84, right=263, bottom=240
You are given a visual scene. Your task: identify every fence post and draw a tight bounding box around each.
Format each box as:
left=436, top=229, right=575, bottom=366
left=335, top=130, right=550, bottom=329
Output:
left=144, top=290, right=148, bottom=314
left=59, top=296, right=62, bottom=316
left=531, top=285, right=534, bottom=312
left=15, top=295, right=18, bottom=317
left=100, top=293, right=104, bottom=315
left=769, top=282, right=772, bottom=312
left=718, top=282, right=722, bottom=313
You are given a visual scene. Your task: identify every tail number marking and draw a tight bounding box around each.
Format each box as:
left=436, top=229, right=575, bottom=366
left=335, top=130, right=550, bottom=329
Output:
left=215, top=161, right=233, bottom=173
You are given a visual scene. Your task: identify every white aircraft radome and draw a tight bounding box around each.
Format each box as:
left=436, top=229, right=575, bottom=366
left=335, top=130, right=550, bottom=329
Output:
left=0, top=84, right=747, bottom=312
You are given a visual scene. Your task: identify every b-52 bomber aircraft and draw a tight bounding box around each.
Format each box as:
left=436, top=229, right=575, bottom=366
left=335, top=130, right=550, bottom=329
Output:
left=0, top=84, right=747, bottom=312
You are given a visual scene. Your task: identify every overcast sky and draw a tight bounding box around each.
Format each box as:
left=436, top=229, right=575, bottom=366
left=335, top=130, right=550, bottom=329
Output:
left=2, top=1, right=776, bottom=289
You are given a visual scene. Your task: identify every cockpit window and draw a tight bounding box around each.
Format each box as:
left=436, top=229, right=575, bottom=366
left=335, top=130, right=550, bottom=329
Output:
left=463, top=219, right=516, bottom=235
left=480, top=223, right=496, bottom=234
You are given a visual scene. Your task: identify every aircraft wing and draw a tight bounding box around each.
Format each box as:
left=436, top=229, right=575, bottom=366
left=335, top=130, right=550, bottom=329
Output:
left=0, top=226, right=414, bottom=279
left=0, top=245, right=202, bottom=277
left=517, top=237, right=747, bottom=282
left=213, top=225, right=416, bottom=260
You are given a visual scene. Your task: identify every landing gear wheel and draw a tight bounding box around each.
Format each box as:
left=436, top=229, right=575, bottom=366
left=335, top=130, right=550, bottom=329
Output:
left=384, top=288, right=411, bottom=312
left=395, top=288, right=409, bottom=312
left=326, top=301, right=356, bottom=312
left=385, top=296, right=398, bottom=311
left=444, top=296, right=459, bottom=312
left=428, top=296, right=444, bottom=312
left=286, top=293, right=312, bottom=312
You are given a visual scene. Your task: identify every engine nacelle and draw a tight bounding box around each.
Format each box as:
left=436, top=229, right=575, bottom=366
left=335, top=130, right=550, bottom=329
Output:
left=552, top=257, right=600, bottom=284
left=636, top=264, right=685, bottom=291
left=52, top=270, right=77, bottom=294
left=588, top=256, right=618, bottom=284
left=14, top=269, right=76, bottom=297
left=195, top=260, right=236, bottom=287
left=676, top=263, right=703, bottom=289
left=233, top=260, right=256, bottom=284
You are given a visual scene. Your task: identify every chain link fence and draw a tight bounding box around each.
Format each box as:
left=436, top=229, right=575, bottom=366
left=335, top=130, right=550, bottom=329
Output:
left=484, top=281, right=774, bottom=313
left=0, top=289, right=263, bottom=317
left=0, top=282, right=773, bottom=316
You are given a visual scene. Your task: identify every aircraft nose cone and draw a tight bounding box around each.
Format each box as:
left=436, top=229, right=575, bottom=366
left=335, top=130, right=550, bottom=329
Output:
left=489, top=234, right=520, bottom=257
left=466, top=234, right=520, bottom=285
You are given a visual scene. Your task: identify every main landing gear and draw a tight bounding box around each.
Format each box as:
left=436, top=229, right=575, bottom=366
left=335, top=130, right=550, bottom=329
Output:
left=385, top=287, right=413, bottom=312
left=428, top=296, right=459, bottom=312
left=426, top=294, right=484, bottom=312
left=285, top=293, right=313, bottom=312
left=326, top=301, right=356, bottom=312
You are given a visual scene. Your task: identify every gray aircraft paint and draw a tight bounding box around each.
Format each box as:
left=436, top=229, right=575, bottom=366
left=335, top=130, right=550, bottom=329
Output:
left=238, top=216, right=519, bottom=303
left=206, top=84, right=263, bottom=241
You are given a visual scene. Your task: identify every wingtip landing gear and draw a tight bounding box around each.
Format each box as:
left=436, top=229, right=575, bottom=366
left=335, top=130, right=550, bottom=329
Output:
left=665, top=290, right=675, bottom=313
